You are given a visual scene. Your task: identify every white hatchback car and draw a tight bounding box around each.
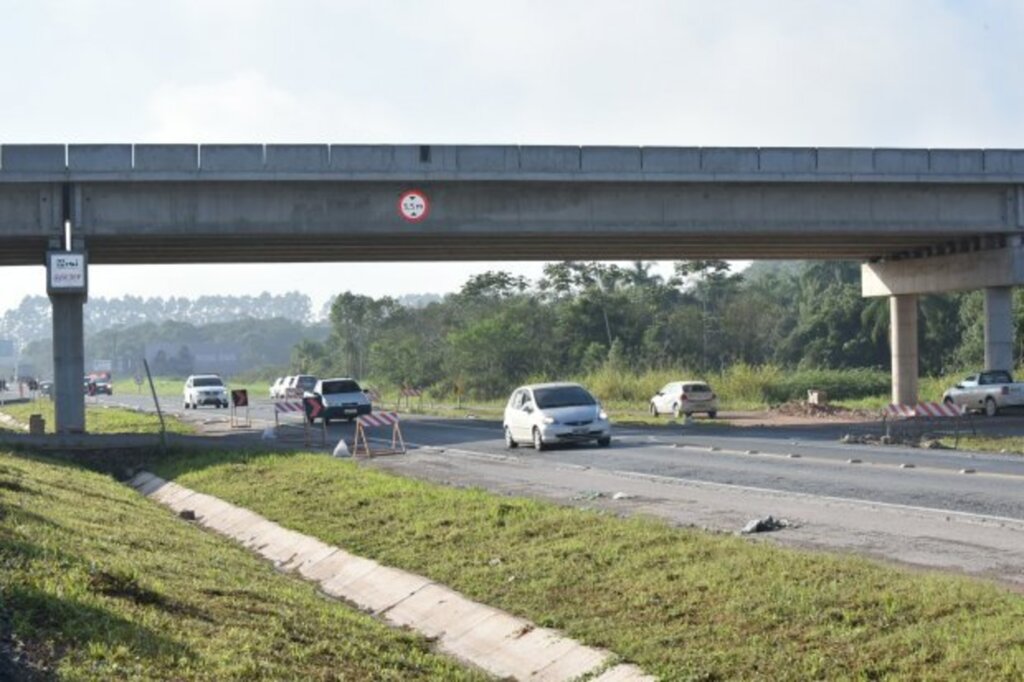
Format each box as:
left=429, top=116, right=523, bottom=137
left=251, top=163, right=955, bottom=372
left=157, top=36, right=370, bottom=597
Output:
left=183, top=374, right=228, bottom=409
left=305, top=377, right=371, bottom=424
left=649, top=380, right=718, bottom=418
left=503, top=382, right=611, bottom=451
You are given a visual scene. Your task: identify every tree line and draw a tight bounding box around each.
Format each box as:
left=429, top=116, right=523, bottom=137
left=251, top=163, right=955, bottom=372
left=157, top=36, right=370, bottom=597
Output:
left=294, top=260, right=1020, bottom=399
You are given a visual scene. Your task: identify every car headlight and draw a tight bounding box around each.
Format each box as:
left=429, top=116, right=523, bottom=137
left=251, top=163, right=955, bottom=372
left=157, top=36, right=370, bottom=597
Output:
left=598, top=409, right=608, bottom=420
left=543, top=416, right=556, bottom=425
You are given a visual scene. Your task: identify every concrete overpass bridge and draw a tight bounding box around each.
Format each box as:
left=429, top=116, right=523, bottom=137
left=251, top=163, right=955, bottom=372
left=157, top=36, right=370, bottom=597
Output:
left=2, top=143, right=1023, bottom=432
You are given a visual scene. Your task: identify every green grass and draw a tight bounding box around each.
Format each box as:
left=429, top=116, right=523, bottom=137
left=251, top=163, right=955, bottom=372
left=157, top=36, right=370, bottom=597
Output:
left=151, top=450, right=1024, bottom=680
left=111, top=378, right=267, bottom=401
left=938, top=435, right=1024, bottom=456
left=0, top=451, right=485, bottom=680
left=0, top=403, right=195, bottom=435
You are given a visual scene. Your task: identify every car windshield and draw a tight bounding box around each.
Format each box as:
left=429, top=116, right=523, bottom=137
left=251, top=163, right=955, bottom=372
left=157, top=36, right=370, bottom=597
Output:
left=194, top=377, right=223, bottom=387
left=686, top=384, right=711, bottom=393
left=321, top=380, right=361, bottom=394
left=533, top=386, right=596, bottom=408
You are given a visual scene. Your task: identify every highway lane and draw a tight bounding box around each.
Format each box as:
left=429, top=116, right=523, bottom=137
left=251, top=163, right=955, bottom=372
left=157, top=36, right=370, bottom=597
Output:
left=94, top=392, right=1024, bottom=522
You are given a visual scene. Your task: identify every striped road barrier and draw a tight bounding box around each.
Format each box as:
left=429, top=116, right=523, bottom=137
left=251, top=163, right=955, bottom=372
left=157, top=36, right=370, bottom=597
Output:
left=273, top=400, right=326, bottom=447
left=354, top=411, right=405, bottom=457
left=885, top=402, right=965, bottom=418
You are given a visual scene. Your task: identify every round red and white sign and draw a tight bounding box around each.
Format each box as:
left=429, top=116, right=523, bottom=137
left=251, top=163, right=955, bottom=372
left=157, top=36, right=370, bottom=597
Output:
left=397, top=190, right=430, bottom=222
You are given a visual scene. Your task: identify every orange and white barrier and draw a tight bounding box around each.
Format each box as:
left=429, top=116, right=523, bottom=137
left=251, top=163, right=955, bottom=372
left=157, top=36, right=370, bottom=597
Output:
left=273, top=399, right=326, bottom=447
left=884, top=402, right=964, bottom=419
left=353, top=411, right=405, bottom=457
left=274, top=401, right=305, bottom=414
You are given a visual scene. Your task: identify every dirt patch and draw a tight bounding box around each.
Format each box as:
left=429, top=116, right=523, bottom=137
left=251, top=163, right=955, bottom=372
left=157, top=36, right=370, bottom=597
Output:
left=720, top=404, right=878, bottom=427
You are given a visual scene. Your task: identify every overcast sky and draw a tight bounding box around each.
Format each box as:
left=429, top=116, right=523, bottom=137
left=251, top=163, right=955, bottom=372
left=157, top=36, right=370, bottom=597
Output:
left=2, top=0, right=1023, bottom=315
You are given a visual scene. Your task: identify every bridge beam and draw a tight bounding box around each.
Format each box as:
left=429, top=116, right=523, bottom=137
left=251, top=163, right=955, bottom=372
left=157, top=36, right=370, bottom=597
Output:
left=890, top=295, right=919, bottom=405
left=861, top=241, right=1024, bottom=297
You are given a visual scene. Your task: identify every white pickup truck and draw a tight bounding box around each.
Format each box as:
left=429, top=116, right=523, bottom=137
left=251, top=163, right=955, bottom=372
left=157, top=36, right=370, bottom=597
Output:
left=942, top=370, right=1024, bottom=416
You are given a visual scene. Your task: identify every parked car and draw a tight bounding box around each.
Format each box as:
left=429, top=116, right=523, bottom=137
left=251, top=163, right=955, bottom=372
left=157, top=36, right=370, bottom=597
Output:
left=942, top=370, right=1024, bottom=417
left=93, top=378, right=113, bottom=395
left=183, top=374, right=229, bottom=409
left=269, top=377, right=285, bottom=399
left=284, top=374, right=317, bottom=398
left=39, top=381, right=54, bottom=398
left=503, top=382, right=611, bottom=451
left=649, top=380, right=718, bottom=418
left=304, top=378, right=371, bottom=424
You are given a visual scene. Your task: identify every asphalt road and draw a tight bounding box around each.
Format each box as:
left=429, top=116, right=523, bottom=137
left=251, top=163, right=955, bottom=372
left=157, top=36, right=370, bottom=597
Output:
left=97, top=391, right=1024, bottom=522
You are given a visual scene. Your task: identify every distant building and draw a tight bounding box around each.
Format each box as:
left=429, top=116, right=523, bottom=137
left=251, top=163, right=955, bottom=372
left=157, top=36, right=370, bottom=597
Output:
left=144, top=342, right=240, bottom=376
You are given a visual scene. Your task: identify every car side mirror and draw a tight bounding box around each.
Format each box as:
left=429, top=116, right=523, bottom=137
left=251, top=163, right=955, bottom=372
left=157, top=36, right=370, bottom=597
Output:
left=523, top=404, right=534, bottom=414
left=955, top=384, right=963, bottom=389
left=656, top=391, right=663, bottom=396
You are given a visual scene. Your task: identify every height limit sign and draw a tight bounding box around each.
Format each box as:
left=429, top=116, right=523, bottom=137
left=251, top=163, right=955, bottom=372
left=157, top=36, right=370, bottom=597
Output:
left=397, top=190, right=430, bottom=223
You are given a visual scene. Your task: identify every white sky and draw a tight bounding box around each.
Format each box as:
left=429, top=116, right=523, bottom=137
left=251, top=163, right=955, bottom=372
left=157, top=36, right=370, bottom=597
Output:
left=2, top=0, right=1024, bottom=315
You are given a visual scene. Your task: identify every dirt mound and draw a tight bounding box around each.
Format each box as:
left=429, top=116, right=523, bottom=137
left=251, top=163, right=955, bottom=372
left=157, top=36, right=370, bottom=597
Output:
left=771, top=401, right=873, bottom=419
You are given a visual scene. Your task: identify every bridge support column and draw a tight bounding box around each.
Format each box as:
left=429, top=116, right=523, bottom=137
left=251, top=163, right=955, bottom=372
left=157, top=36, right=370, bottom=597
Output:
left=890, top=294, right=918, bottom=405
left=51, top=293, right=86, bottom=433
left=984, top=286, right=1014, bottom=372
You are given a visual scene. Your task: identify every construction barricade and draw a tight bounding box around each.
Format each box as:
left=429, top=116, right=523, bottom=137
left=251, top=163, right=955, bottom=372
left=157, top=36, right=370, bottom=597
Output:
left=882, top=401, right=973, bottom=446
left=398, top=386, right=423, bottom=410
left=273, top=397, right=327, bottom=448
left=230, top=389, right=250, bottom=428
left=353, top=411, right=406, bottom=457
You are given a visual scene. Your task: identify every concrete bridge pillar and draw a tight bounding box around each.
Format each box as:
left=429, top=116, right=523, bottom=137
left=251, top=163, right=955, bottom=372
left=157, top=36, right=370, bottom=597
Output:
left=51, top=292, right=86, bottom=433
left=890, top=294, right=919, bottom=405
left=984, top=286, right=1014, bottom=372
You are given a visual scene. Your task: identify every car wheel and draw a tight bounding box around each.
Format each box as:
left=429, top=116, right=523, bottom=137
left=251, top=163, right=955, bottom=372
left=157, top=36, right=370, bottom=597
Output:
left=597, top=436, right=611, bottom=447
left=649, top=402, right=658, bottom=417
left=985, top=397, right=998, bottom=418
left=708, top=411, right=717, bottom=419
left=505, top=427, right=518, bottom=449
left=684, top=412, right=693, bottom=418
left=532, top=428, right=546, bottom=451
left=183, top=401, right=189, bottom=410
left=672, top=404, right=681, bottom=419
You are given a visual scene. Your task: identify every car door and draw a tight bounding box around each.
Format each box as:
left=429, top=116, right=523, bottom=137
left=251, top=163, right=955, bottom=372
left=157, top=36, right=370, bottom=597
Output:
left=958, top=375, right=979, bottom=408
left=505, top=390, right=524, bottom=438
left=655, top=383, right=672, bottom=413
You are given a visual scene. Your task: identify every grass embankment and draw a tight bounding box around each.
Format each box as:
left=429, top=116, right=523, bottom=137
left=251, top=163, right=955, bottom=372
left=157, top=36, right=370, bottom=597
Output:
left=371, top=366, right=964, bottom=416
left=111, top=378, right=267, bottom=401
left=0, top=403, right=194, bottom=435
left=0, top=451, right=485, bottom=680
left=153, top=450, right=1024, bottom=680
left=937, top=435, right=1024, bottom=456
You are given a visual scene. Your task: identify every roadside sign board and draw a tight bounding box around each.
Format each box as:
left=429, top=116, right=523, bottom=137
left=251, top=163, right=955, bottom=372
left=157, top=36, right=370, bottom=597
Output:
left=231, top=389, right=249, bottom=407
left=303, top=396, right=324, bottom=420
left=397, top=190, right=430, bottom=222
left=47, top=251, right=88, bottom=295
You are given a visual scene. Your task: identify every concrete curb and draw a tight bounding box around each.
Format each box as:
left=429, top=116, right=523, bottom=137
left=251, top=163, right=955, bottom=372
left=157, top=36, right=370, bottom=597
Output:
left=128, top=472, right=655, bottom=682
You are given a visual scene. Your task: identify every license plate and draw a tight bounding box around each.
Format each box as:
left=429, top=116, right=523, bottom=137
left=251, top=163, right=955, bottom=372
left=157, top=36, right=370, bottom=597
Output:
left=343, top=409, right=355, bottom=415
left=573, top=427, right=588, bottom=434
